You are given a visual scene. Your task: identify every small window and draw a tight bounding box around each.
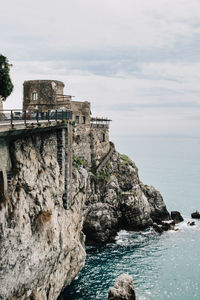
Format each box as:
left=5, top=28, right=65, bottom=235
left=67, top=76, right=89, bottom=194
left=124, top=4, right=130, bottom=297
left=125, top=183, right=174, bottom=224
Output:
left=0, top=171, right=4, bottom=193
left=75, top=115, right=79, bottom=124
left=102, top=133, right=105, bottom=142
left=82, top=116, right=86, bottom=124
left=32, top=92, right=38, bottom=101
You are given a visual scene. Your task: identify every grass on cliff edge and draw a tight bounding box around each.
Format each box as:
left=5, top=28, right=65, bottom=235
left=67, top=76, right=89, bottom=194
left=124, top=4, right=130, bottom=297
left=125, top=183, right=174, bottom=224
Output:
left=120, top=154, right=132, bottom=165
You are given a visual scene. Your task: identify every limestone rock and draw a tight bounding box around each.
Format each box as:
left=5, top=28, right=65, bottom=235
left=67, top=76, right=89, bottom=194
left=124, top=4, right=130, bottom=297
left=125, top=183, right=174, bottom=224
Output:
left=153, top=222, right=163, bottom=233
left=83, top=203, right=119, bottom=244
left=187, top=221, right=195, bottom=226
left=83, top=151, right=170, bottom=244
left=171, top=211, right=184, bottom=223
left=0, top=132, right=86, bottom=300
left=153, top=220, right=175, bottom=233
left=141, top=184, right=170, bottom=222
left=108, top=274, right=136, bottom=300
left=191, top=210, right=200, bottom=219
left=0, top=120, right=170, bottom=298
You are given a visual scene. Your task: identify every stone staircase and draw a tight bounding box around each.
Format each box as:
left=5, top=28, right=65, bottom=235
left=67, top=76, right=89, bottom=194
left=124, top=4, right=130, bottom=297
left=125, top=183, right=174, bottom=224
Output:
left=7, top=170, right=16, bottom=185
left=96, top=141, right=115, bottom=173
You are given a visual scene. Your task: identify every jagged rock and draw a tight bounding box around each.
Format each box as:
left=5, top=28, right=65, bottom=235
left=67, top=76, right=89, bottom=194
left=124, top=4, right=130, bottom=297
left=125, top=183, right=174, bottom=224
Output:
left=191, top=211, right=200, bottom=219
left=171, top=211, right=184, bottom=223
left=187, top=221, right=195, bottom=226
left=0, top=133, right=86, bottom=300
left=142, top=184, right=170, bottom=223
left=83, top=203, right=119, bottom=244
left=153, top=223, right=163, bottom=233
left=153, top=220, right=175, bottom=233
left=161, top=220, right=175, bottom=231
left=169, top=220, right=175, bottom=230
left=161, top=222, right=171, bottom=231
left=0, top=119, right=171, bottom=298
left=108, top=274, right=136, bottom=300
left=83, top=151, right=170, bottom=244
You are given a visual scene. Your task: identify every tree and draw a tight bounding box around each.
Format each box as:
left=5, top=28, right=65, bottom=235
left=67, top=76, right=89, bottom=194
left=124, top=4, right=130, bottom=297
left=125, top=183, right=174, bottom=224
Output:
left=0, top=54, right=14, bottom=101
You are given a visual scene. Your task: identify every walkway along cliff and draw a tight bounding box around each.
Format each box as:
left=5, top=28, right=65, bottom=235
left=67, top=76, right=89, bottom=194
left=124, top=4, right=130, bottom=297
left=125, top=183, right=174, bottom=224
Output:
left=0, top=80, right=170, bottom=300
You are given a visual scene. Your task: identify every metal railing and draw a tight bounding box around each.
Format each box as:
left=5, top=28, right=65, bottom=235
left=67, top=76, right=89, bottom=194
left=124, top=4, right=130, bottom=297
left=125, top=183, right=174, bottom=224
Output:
left=0, top=109, right=73, bottom=127
left=90, top=117, right=112, bottom=124
left=90, top=117, right=112, bottom=128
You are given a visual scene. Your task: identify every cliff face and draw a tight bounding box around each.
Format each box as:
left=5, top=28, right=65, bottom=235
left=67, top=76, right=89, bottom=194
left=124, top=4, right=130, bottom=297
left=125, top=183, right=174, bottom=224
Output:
left=72, top=125, right=169, bottom=244
left=0, top=132, right=86, bottom=300
left=82, top=150, right=169, bottom=244
left=0, top=123, right=169, bottom=299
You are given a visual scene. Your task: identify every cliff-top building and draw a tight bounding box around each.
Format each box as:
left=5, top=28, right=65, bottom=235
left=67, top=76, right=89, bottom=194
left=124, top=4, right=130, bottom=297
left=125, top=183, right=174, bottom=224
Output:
left=23, top=80, right=91, bottom=125
left=22, top=78, right=112, bottom=169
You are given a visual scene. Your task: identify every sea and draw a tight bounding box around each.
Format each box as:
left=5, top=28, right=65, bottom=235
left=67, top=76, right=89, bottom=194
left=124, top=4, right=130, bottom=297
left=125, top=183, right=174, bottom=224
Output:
left=59, top=137, right=200, bottom=300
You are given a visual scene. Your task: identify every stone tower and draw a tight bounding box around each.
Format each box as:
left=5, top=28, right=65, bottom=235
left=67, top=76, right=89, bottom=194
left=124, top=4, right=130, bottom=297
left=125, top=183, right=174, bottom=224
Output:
left=23, top=80, right=71, bottom=111
left=23, top=79, right=91, bottom=124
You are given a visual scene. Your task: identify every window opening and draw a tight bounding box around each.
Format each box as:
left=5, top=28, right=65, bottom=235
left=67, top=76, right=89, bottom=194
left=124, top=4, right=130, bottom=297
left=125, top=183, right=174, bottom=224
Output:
left=0, top=171, right=4, bottom=194
left=82, top=116, right=86, bottom=124
left=102, top=133, right=105, bottom=142
left=32, top=92, right=38, bottom=101
left=75, top=115, right=79, bottom=124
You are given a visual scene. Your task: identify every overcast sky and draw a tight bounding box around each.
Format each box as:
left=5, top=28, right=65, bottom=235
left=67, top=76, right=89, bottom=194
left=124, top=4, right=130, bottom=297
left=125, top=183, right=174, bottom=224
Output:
left=1, top=0, right=200, bottom=138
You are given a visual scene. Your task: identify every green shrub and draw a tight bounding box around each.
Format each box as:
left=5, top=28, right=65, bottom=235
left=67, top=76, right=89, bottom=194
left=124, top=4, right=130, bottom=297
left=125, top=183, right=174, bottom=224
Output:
left=93, top=169, right=111, bottom=184
left=120, top=154, right=131, bottom=165
left=72, top=154, right=87, bottom=169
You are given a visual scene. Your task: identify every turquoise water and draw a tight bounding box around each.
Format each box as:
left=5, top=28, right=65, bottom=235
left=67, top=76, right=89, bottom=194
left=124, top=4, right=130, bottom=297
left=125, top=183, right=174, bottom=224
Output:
left=59, top=137, right=200, bottom=300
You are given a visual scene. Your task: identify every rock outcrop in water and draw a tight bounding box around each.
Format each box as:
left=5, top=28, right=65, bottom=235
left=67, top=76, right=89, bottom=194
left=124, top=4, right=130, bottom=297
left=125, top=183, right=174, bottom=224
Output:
left=171, top=211, right=184, bottom=223
left=191, top=211, right=200, bottom=219
left=83, top=150, right=170, bottom=244
left=108, top=274, right=136, bottom=300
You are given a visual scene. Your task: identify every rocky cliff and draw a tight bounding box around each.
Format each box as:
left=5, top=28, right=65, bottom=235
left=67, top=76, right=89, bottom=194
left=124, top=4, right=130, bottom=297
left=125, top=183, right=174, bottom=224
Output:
left=70, top=124, right=169, bottom=245
left=0, top=124, right=169, bottom=299
left=80, top=148, right=169, bottom=244
left=0, top=131, right=86, bottom=300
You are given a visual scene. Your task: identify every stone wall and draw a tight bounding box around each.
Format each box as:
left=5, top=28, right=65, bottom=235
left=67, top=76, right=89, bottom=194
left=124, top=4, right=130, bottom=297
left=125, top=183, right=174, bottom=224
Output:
left=23, top=80, right=64, bottom=111
left=71, top=101, right=91, bottom=125
left=72, top=124, right=92, bottom=166
left=90, top=125, right=110, bottom=167
left=72, top=124, right=110, bottom=168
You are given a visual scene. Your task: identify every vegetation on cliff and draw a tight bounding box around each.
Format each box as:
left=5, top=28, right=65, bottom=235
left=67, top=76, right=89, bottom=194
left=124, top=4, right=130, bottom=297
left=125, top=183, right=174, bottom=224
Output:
left=0, top=54, right=14, bottom=101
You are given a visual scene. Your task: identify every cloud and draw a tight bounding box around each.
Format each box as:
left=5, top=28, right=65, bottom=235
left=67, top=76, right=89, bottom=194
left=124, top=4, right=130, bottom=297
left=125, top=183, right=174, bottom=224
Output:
left=1, top=0, right=200, bottom=138
left=2, top=0, right=200, bottom=53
